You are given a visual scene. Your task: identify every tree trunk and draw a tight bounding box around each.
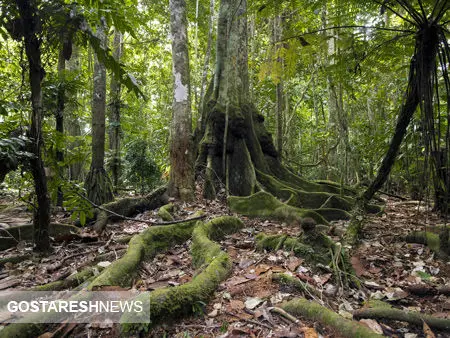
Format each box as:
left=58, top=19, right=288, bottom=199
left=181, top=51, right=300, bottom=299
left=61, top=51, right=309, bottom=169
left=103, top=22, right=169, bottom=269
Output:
left=16, top=0, right=50, bottom=252
left=85, top=20, right=114, bottom=206
left=55, top=47, right=65, bottom=207
left=108, top=30, right=122, bottom=193
left=65, top=45, right=83, bottom=181
left=363, top=24, right=440, bottom=201
left=167, top=0, right=195, bottom=201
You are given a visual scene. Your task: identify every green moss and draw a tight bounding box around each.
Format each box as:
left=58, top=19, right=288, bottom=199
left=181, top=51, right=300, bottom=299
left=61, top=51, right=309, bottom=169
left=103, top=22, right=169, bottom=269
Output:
left=406, top=231, right=449, bottom=260
left=281, top=298, right=383, bottom=338
left=312, top=208, right=351, bottom=221
left=228, top=191, right=329, bottom=226
left=157, top=203, right=174, bottom=221
left=121, top=217, right=242, bottom=331
left=89, top=218, right=199, bottom=289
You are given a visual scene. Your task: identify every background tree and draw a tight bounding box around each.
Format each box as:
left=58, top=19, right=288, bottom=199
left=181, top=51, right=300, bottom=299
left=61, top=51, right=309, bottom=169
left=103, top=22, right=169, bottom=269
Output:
left=167, top=0, right=195, bottom=201
left=85, top=19, right=114, bottom=206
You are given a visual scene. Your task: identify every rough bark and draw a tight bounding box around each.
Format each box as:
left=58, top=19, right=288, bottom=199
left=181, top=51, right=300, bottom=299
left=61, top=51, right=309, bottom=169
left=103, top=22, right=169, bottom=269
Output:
left=108, top=30, right=122, bottom=192
left=55, top=47, right=65, bottom=206
left=65, top=44, right=83, bottom=181
left=85, top=20, right=114, bottom=206
left=168, top=0, right=195, bottom=201
left=16, top=0, right=51, bottom=252
left=363, top=23, right=440, bottom=202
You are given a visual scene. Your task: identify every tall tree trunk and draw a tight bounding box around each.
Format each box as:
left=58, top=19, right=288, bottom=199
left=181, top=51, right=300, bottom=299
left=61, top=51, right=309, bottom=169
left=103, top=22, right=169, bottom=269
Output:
left=65, top=45, right=83, bottom=181
left=55, top=47, right=65, bottom=207
left=363, top=24, right=440, bottom=201
left=108, top=30, right=122, bottom=193
left=16, top=0, right=50, bottom=251
left=168, top=0, right=195, bottom=201
left=274, top=12, right=284, bottom=160
left=85, top=20, right=114, bottom=205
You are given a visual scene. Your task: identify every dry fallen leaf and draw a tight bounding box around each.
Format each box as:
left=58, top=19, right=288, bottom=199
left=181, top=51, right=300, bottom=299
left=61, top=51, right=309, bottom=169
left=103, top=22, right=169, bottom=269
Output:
left=301, top=327, right=319, bottom=338
left=359, top=319, right=384, bottom=334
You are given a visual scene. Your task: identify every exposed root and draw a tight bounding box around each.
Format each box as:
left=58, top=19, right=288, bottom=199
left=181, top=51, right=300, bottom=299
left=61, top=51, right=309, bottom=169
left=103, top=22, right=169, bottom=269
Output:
left=32, top=266, right=103, bottom=291
left=121, top=216, right=244, bottom=331
left=228, top=191, right=329, bottom=225
left=353, top=306, right=450, bottom=331
left=92, top=186, right=168, bottom=233
left=256, top=232, right=354, bottom=285
left=158, top=203, right=174, bottom=221
left=281, top=298, right=383, bottom=338
left=89, top=217, right=199, bottom=289
left=405, top=231, right=449, bottom=261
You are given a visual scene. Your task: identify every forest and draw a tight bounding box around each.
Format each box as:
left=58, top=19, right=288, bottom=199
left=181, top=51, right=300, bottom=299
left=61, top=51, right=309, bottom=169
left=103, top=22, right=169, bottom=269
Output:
left=0, top=0, right=449, bottom=337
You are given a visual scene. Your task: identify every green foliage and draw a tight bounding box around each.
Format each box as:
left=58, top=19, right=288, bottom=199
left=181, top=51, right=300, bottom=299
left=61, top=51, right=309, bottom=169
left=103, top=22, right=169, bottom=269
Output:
left=122, top=140, right=162, bottom=194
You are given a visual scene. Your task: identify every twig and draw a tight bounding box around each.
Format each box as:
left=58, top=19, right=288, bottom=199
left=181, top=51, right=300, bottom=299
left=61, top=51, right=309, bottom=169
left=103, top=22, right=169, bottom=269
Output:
left=269, top=306, right=300, bottom=324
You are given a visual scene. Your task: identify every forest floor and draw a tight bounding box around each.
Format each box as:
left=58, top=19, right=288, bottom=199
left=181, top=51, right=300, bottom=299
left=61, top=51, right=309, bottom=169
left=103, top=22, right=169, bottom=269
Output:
left=0, top=190, right=449, bottom=337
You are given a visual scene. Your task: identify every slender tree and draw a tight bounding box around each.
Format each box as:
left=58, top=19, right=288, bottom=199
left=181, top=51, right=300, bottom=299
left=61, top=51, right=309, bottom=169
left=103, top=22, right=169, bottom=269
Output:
left=168, top=0, right=195, bottom=201
left=108, top=29, right=123, bottom=192
left=85, top=19, right=114, bottom=205
left=15, top=0, right=51, bottom=251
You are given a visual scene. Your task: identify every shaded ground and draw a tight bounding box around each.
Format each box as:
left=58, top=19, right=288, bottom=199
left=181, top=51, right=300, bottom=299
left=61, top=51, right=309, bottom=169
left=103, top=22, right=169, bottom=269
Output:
left=0, top=192, right=448, bottom=337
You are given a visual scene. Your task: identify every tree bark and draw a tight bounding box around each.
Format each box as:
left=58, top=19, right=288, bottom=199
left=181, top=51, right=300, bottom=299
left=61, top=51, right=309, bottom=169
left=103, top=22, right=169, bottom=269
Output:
left=64, top=45, right=83, bottom=181
left=55, top=47, right=65, bottom=207
left=363, top=24, right=440, bottom=201
left=85, top=20, right=114, bottom=206
left=168, top=0, right=195, bottom=201
left=16, top=0, right=51, bottom=251
left=65, top=45, right=83, bottom=181
left=108, top=30, right=122, bottom=192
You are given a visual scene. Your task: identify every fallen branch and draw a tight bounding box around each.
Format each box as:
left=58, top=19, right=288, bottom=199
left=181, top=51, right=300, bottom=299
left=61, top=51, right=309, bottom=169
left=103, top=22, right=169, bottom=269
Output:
left=353, top=306, right=450, bottom=331
left=269, top=306, right=300, bottom=324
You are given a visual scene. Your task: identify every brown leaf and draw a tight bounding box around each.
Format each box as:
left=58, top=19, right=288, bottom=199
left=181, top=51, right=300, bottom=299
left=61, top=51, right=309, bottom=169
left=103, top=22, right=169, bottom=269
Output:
left=287, top=257, right=303, bottom=272
left=301, top=327, right=319, bottom=338
left=255, top=264, right=272, bottom=276
left=229, top=300, right=245, bottom=311
left=351, top=255, right=366, bottom=277
left=359, top=319, right=383, bottom=334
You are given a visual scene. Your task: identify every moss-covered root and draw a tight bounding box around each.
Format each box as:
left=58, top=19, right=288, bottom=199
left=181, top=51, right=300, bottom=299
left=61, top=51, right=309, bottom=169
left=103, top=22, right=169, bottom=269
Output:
left=228, top=191, right=329, bottom=225
left=405, top=231, right=449, bottom=261
left=33, top=266, right=102, bottom=291
left=272, top=273, right=321, bottom=297
left=121, top=216, right=244, bottom=330
left=0, top=223, right=80, bottom=251
left=343, top=201, right=366, bottom=246
left=157, top=203, right=174, bottom=221
left=281, top=298, right=383, bottom=338
left=353, top=307, right=450, bottom=331
left=89, top=219, right=198, bottom=290
left=93, top=186, right=168, bottom=233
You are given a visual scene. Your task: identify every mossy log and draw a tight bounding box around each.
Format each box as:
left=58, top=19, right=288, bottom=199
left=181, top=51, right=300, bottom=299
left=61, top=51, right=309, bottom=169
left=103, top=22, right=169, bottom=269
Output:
left=272, top=273, right=321, bottom=298
left=92, top=186, right=168, bottom=233
left=280, top=298, right=383, bottom=338
left=353, top=307, right=450, bottom=331
left=157, top=203, right=174, bottom=221
left=228, top=191, right=329, bottom=225
left=89, top=217, right=198, bottom=289
left=0, top=223, right=80, bottom=251
left=405, top=231, right=449, bottom=261
left=121, top=216, right=244, bottom=330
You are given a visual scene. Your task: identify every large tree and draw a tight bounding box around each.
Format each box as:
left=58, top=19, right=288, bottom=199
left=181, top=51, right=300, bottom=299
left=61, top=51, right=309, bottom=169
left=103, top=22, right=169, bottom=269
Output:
left=167, top=0, right=195, bottom=201
left=195, top=0, right=358, bottom=224
left=85, top=20, right=114, bottom=205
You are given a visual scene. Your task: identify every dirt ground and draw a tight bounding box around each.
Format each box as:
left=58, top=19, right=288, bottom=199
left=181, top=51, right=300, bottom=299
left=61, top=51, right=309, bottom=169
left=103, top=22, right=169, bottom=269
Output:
left=0, top=192, right=448, bottom=337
